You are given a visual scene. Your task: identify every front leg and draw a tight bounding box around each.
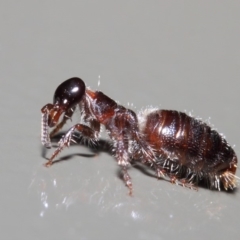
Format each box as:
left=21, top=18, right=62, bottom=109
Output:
left=50, top=107, right=75, bottom=138
left=45, top=124, right=98, bottom=167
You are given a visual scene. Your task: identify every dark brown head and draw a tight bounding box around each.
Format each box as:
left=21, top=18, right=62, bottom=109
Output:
left=41, top=77, right=86, bottom=147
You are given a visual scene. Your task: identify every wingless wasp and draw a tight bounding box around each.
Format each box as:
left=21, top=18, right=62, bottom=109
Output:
left=41, top=77, right=238, bottom=194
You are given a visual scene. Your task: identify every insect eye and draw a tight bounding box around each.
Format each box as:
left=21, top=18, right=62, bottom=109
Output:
left=53, top=77, right=86, bottom=109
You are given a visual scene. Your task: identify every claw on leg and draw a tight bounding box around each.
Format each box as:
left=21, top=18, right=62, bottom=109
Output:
left=155, top=167, right=166, bottom=179
left=170, top=175, right=177, bottom=184
left=44, top=161, right=53, bottom=167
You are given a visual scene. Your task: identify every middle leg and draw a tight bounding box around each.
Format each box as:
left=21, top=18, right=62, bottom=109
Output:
left=113, top=136, right=133, bottom=195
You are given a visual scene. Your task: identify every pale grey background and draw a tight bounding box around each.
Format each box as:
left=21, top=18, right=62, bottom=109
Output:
left=0, top=1, right=239, bottom=240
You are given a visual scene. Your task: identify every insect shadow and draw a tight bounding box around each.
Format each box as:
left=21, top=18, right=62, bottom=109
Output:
left=40, top=132, right=157, bottom=177
left=41, top=132, right=105, bottom=161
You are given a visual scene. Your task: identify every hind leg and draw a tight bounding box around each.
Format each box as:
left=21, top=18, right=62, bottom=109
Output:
left=156, top=158, right=198, bottom=190
left=170, top=176, right=198, bottom=190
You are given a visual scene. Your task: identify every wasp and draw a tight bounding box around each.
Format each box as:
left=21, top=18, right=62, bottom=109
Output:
left=41, top=77, right=238, bottom=194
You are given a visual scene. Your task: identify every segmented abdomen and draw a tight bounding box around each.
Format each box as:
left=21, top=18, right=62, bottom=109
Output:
left=142, top=110, right=237, bottom=175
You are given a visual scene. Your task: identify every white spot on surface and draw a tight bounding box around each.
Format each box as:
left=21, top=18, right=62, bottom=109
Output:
left=98, top=75, right=101, bottom=87
left=53, top=179, right=57, bottom=187
left=43, top=202, right=49, bottom=208
left=131, top=211, right=141, bottom=220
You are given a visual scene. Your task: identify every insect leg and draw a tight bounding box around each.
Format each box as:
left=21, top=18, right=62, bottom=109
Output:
left=131, top=132, right=167, bottom=179
left=169, top=174, right=198, bottom=190
left=113, top=136, right=133, bottom=195
left=122, top=166, right=133, bottom=196
left=45, top=124, right=98, bottom=167
left=50, top=107, right=76, bottom=138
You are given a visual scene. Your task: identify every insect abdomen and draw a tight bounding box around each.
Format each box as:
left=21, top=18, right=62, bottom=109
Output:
left=142, top=110, right=238, bottom=190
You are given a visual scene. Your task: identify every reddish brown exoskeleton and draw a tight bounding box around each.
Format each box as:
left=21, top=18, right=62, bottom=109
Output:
left=41, top=77, right=238, bottom=194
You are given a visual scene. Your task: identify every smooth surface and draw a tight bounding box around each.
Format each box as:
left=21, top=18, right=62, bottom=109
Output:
left=0, top=1, right=240, bottom=240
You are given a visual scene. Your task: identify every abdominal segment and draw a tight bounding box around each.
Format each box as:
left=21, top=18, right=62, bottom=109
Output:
left=140, top=110, right=237, bottom=188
